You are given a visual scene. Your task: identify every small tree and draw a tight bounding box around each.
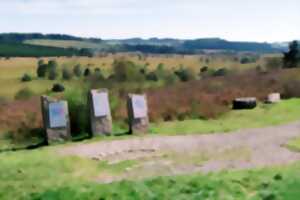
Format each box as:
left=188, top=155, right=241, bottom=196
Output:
left=112, top=59, right=145, bottom=82
left=62, top=67, right=73, bottom=80
left=48, top=60, right=58, bottom=69
left=47, top=59, right=58, bottom=80
left=283, top=41, right=300, bottom=68
left=21, top=73, right=32, bottom=82
left=37, top=62, right=48, bottom=78
left=73, top=64, right=82, bottom=77
left=174, top=67, right=196, bottom=82
left=48, top=67, right=58, bottom=80
left=84, top=68, right=91, bottom=77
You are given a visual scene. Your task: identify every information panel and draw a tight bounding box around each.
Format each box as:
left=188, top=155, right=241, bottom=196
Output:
left=49, top=102, right=67, bottom=128
left=93, top=92, right=110, bottom=117
left=132, top=95, right=147, bottom=118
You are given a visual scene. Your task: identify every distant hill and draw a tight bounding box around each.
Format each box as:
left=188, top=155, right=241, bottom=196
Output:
left=0, top=33, right=294, bottom=56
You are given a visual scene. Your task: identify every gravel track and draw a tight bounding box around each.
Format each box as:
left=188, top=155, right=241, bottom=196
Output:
left=61, top=121, right=300, bottom=181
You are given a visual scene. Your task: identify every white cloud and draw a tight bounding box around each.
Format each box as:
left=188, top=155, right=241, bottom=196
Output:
left=1, top=0, right=300, bottom=41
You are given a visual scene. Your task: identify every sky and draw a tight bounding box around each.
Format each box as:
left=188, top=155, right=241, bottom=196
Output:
left=1, top=0, right=300, bottom=42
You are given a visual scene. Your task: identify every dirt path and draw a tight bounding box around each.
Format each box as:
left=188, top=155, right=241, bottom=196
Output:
left=61, top=121, right=300, bottom=182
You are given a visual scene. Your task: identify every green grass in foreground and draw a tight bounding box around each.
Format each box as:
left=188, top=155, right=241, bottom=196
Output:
left=0, top=146, right=300, bottom=200
left=150, top=99, right=300, bottom=135
left=286, top=137, right=300, bottom=152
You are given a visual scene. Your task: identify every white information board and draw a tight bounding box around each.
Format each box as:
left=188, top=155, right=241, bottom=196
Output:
left=132, top=95, right=147, bottom=118
left=49, top=102, right=67, bottom=128
left=92, top=92, right=110, bottom=117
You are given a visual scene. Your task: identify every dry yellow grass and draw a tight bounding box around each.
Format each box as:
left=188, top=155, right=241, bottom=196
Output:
left=0, top=53, right=280, bottom=98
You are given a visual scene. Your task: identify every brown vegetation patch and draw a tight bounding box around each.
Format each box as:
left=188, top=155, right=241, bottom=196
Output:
left=0, top=97, right=42, bottom=134
left=146, top=68, right=300, bottom=121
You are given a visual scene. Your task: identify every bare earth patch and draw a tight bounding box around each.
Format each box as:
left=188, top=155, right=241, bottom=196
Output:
left=60, top=121, right=300, bottom=182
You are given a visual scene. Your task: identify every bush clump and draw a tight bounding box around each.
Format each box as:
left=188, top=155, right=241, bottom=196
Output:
left=52, top=83, right=65, bottom=92
left=174, top=67, right=196, bottom=82
left=62, top=67, right=73, bottom=80
left=21, top=73, right=32, bottom=82
left=14, top=88, right=35, bottom=100
left=73, top=64, right=82, bottom=77
left=112, top=59, right=145, bottom=82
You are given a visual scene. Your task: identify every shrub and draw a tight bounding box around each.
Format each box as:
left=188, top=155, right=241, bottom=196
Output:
left=200, top=66, right=209, bottom=73
left=47, top=59, right=59, bottom=80
left=165, top=72, right=180, bottom=85
left=48, top=67, right=58, bottom=80
left=37, top=63, right=48, bottom=78
left=84, top=68, right=91, bottom=77
left=94, top=68, right=105, bottom=80
left=73, top=64, right=82, bottom=77
left=52, top=83, right=65, bottom=92
left=64, top=89, right=89, bottom=136
left=15, top=88, right=35, bottom=100
left=154, top=63, right=168, bottom=80
left=21, top=73, right=32, bottom=82
left=282, top=80, right=300, bottom=98
left=265, top=57, right=283, bottom=70
left=174, top=67, right=196, bottom=82
left=146, top=71, right=159, bottom=81
left=62, top=67, right=73, bottom=80
left=213, top=68, right=229, bottom=77
left=240, top=56, right=257, bottom=64
left=112, top=59, right=145, bottom=82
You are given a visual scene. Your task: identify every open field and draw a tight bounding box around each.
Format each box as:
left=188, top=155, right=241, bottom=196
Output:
left=0, top=53, right=281, bottom=98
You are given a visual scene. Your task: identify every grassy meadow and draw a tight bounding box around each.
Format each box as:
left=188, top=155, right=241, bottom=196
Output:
left=150, top=99, right=300, bottom=135
left=0, top=143, right=300, bottom=200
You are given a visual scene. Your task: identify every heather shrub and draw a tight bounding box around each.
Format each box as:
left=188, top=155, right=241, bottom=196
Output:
left=15, top=88, right=35, bottom=100
left=21, top=73, right=32, bottom=82
left=62, top=67, right=73, bottom=80
left=282, top=80, right=300, bottom=98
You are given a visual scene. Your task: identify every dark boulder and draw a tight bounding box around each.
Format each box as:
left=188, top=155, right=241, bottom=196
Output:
left=233, top=97, right=257, bottom=110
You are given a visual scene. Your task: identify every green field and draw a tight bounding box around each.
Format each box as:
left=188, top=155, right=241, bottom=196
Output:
left=151, top=99, right=300, bottom=135
left=286, top=137, right=300, bottom=152
left=0, top=144, right=299, bottom=200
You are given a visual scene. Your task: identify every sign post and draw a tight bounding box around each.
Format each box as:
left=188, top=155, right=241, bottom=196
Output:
left=89, top=89, right=112, bottom=136
left=127, top=94, right=149, bottom=134
left=41, top=96, right=71, bottom=144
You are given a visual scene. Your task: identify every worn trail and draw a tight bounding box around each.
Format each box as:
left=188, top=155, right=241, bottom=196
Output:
left=61, top=121, right=300, bottom=181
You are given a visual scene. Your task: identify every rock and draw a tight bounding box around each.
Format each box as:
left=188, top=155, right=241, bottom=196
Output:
left=266, top=93, right=281, bottom=104
left=127, top=94, right=149, bottom=134
left=40, top=96, right=71, bottom=145
left=89, top=89, right=112, bottom=136
left=233, top=97, right=257, bottom=110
